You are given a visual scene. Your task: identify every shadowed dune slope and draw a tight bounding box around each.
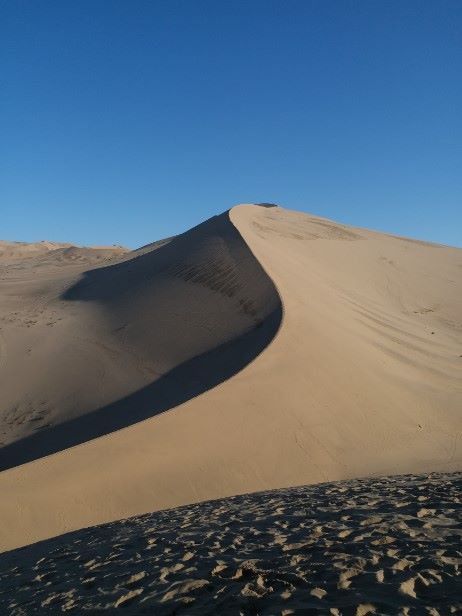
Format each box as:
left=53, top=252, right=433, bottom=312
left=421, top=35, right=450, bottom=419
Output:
left=1, top=472, right=460, bottom=614
left=0, top=204, right=461, bottom=552
left=0, top=211, right=281, bottom=468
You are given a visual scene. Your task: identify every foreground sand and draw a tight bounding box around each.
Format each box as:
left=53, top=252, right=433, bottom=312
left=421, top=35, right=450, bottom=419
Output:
left=0, top=205, right=461, bottom=551
left=1, top=472, right=460, bottom=614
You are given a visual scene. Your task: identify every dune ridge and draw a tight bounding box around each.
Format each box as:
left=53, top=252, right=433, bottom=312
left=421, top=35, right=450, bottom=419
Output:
left=0, top=204, right=461, bottom=552
left=0, top=210, right=281, bottom=468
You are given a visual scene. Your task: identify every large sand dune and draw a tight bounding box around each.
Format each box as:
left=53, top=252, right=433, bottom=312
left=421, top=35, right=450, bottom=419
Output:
left=0, top=205, right=461, bottom=552
left=0, top=211, right=280, bottom=468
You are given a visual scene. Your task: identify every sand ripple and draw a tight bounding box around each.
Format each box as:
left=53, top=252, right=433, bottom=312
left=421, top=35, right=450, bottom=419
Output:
left=0, top=472, right=460, bottom=614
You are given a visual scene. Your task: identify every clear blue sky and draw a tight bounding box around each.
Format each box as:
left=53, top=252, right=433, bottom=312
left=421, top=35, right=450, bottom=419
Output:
left=2, top=0, right=461, bottom=248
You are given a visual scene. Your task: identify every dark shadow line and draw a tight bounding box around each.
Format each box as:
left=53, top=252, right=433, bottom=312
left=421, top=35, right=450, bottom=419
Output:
left=0, top=307, right=281, bottom=471
left=0, top=210, right=283, bottom=471
left=0, top=202, right=283, bottom=471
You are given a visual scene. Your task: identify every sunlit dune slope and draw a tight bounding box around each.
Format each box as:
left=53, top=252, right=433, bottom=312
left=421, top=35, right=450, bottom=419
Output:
left=231, top=204, right=462, bottom=478
left=0, top=204, right=460, bottom=552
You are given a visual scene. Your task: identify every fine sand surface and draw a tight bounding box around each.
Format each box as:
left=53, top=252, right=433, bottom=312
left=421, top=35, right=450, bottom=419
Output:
left=0, top=205, right=461, bottom=551
left=1, top=472, right=460, bottom=614
left=0, top=211, right=280, bottom=464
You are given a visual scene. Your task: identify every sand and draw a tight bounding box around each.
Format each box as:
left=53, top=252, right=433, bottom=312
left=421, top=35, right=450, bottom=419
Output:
left=0, top=204, right=461, bottom=552
left=1, top=472, right=460, bottom=614
left=0, top=211, right=280, bottom=464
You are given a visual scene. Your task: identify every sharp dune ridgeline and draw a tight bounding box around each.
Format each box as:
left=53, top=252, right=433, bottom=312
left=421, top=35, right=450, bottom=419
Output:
left=0, top=204, right=461, bottom=552
left=0, top=210, right=281, bottom=468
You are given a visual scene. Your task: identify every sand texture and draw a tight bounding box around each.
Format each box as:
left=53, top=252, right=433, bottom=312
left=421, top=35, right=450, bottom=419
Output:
left=0, top=211, right=280, bottom=465
left=1, top=472, right=460, bottom=614
left=0, top=205, right=461, bottom=551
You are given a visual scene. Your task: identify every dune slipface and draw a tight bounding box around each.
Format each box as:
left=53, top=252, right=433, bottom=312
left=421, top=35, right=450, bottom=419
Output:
left=0, top=204, right=461, bottom=553
left=0, top=211, right=281, bottom=469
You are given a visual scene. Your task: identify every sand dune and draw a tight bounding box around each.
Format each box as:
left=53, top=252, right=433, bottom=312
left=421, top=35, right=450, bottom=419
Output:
left=1, top=472, right=460, bottom=614
left=0, top=239, right=72, bottom=260
left=0, top=211, right=280, bottom=468
left=0, top=239, right=126, bottom=264
left=0, top=204, right=461, bottom=552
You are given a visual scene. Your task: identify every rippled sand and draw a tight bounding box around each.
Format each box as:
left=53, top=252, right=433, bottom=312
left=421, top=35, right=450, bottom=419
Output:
left=1, top=472, right=460, bottom=614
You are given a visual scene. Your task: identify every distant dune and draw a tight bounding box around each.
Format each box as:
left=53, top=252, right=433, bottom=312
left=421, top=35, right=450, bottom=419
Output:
left=0, top=239, right=126, bottom=263
left=0, top=204, right=461, bottom=552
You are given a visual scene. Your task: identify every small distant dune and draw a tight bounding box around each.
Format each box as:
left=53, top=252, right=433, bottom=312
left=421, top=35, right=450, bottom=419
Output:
left=34, top=245, right=128, bottom=266
left=0, top=210, right=281, bottom=472
left=0, top=239, right=72, bottom=261
left=0, top=240, right=128, bottom=271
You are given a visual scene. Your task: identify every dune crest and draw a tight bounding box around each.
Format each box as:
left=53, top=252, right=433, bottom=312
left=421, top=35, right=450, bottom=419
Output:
left=0, top=204, right=461, bottom=552
left=0, top=211, right=281, bottom=468
left=230, top=204, right=462, bottom=482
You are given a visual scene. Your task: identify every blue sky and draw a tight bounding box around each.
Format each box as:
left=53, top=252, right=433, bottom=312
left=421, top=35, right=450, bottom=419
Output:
left=2, top=1, right=461, bottom=248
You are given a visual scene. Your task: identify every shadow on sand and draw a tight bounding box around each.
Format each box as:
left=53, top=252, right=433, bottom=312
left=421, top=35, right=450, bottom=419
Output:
left=0, top=211, right=282, bottom=471
left=0, top=308, right=281, bottom=471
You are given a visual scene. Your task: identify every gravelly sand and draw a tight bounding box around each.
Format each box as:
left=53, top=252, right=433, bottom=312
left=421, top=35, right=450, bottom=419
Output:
left=1, top=472, right=460, bottom=614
